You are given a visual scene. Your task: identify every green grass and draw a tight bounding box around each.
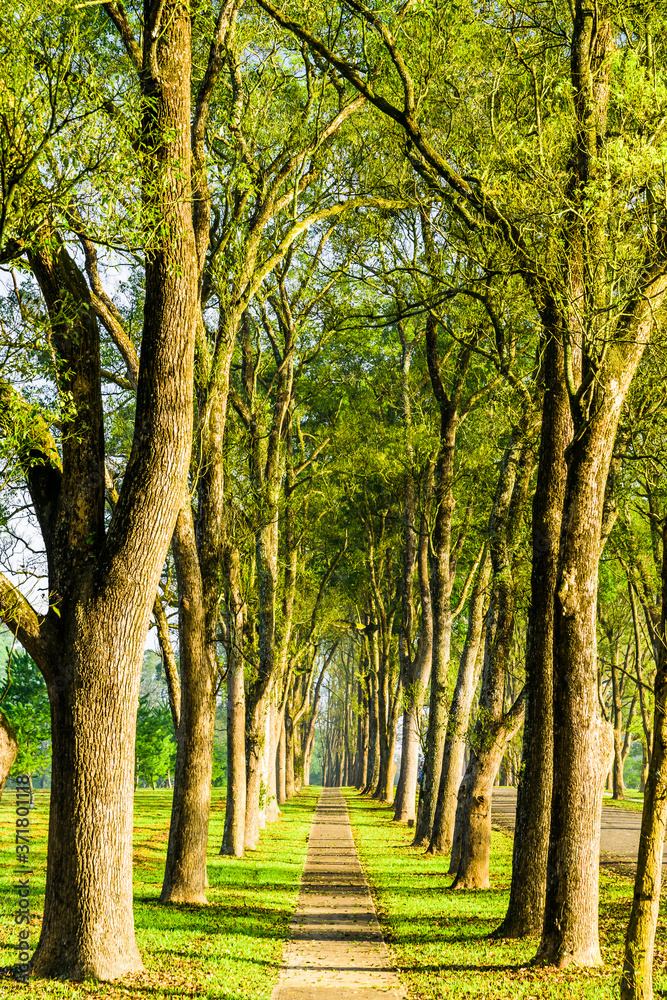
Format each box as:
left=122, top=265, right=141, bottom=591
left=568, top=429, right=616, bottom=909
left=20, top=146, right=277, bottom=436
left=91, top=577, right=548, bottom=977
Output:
left=0, top=786, right=319, bottom=998
left=344, top=789, right=667, bottom=1000
left=602, top=790, right=644, bottom=813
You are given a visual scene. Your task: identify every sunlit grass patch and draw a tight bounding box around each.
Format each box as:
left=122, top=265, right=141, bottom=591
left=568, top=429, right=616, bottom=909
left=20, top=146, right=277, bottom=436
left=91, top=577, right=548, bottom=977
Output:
left=0, top=785, right=319, bottom=998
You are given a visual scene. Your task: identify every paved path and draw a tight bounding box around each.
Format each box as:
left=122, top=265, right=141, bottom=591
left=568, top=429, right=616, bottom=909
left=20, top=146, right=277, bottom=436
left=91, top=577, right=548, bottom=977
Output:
left=492, top=787, right=664, bottom=872
left=271, top=787, right=406, bottom=1000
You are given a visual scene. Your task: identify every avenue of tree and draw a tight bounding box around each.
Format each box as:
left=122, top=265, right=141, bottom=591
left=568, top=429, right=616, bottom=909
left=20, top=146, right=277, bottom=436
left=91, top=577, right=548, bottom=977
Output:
left=0, top=2, right=666, bottom=999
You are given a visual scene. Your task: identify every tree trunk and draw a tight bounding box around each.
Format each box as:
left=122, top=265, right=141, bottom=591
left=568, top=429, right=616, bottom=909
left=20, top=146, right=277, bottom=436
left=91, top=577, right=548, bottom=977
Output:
left=244, top=696, right=265, bottom=850
left=373, top=637, right=390, bottom=800
left=258, top=700, right=271, bottom=830
left=395, top=490, right=434, bottom=823
left=0, top=708, right=17, bottom=803
left=221, top=544, right=247, bottom=858
left=265, top=695, right=281, bottom=822
left=640, top=743, right=648, bottom=793
left=621, top=521, right=667, bottom=1000
left=394, top=708, right=420, bottom=822
left=285, top=700, right=296, bottom=799
left=611, top=653, right=626, bottom=800
left=452, top=701, right=525, bottom=889
left=428, top=550, right=490, bottom=854
left=448, top=774, right=468, bottom=875
left=26, top=0, right=197, bottom=977
left=377, top=673, right=401, bottom=803
left=498, top=333, right=568, bottom=937
left=277, top=713, right=287, bottom=804
left=364, top=672, right=379, bottom=793
left=536, top=420, right=625, bottom=966
left=161, top=506, right=216, bottom=904
left=34, top=630, right=149, bottom=979
left=413, top=400, right=458, bottom=845
left=450, top=419, right=535, bottom=889
left=358, top=681, right=370, bottom=788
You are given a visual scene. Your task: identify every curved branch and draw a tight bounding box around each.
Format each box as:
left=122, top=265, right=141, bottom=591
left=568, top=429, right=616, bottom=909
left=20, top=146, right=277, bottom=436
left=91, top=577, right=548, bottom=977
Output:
left=0, top=574, right=58, bottom=680
left=103, top=3, right=142, bottom=73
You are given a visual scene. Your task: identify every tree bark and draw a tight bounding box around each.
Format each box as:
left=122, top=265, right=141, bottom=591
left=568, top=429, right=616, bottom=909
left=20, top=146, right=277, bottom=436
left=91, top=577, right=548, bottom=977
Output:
left=0, top=708, right=18, bottom=803
left=395, top=478, right=434, bottom=823
left=302, top=654, right=330, bottom=785
left=277, top=709, right=287, bottom=804
left=497, top=333, right=569, bottom=937
left=413, top=392, right=458, bottom=845
left=364, top=670, right=380, bottom=793
left=285, top=691, right=296, bottom=799
left=265, top=694, right=281, bottom=822
left=427, top=549, right=490, bottom=854
left=221, top=544, right=246, bottom=858
left=621, top=524, right=667, bottom=1000
left=451, top=422, right=534, bottom=889
left=452, top=698, right=525, bottom=890
left=357, top=679, right=370, bottom=788
left=160, top=505, right=216, bottom=903
left=244, top=694, right=266, bottom=850
left=536, top=414, right=629, bottom=965
left=0, top=710, right=19, bottom=800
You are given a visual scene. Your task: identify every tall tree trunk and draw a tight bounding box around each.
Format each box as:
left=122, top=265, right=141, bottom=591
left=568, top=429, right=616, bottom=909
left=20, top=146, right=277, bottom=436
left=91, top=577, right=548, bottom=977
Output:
left=265, top=695, right=281, bottom=822
left=451, top=425, right=534, bottom=889
left=221, top=544, right=247, bottom=858
left=611, top=649, right=626, bottom=800
left=302, top=653, right=330, bottom=785
left=244, top=505, right=279, bottom=846
left=621, top=521, right=667, bottom=1000
left=358, top=680, right=370, bottom=789
left=452, top=699, right=525, bottom=890
left=364, top=671, right=379, bottom=793
left=428, top=549, right=490, bottom=854
left=448, top=774, right=468, bottom=875
left=277, top=709, right=287, bottom=804
left=26, top=0, right=198, bottom=977
left=536, top=413, right=632, bottom=965
left=285, top=697, right=296, bottom=799
left=392, top=328, right=419, bottom=815
left=498, top=333, right=568, bottom=937
left=160, top=505, right=216, bottom=903
left=395, top=486, right=434, bottom=823
left=413, top=395, right=458, bottom=845
left=373, top=634, right=390, bottom=800
left=244, top=695, right=266, bottom=850
left=377, top=671, right=402, bottom=803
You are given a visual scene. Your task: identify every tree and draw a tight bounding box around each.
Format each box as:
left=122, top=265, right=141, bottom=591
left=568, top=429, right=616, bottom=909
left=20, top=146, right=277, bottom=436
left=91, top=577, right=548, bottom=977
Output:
left=622, top=517, right=667, bottom=999
left=0, top=0, right=198, bottom=978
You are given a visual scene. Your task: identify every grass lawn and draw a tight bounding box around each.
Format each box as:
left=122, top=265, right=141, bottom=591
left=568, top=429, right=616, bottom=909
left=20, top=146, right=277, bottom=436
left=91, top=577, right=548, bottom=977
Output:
left=602, top=790, right=644, bottom=813
left=345, top=789, right=667, bottom=1000
left=0, top=785, right=319, bottom=999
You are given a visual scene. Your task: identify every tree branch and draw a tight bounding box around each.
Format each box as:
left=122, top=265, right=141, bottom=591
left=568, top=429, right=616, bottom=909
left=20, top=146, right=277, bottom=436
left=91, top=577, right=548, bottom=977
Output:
left=103, top=3, right=142, bottom=72
left=0, top=574, right=58, bottom=680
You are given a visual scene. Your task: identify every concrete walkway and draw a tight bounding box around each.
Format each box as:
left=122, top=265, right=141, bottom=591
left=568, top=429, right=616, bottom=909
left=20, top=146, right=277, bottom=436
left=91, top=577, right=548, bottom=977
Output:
left=271, top=787, right=406, bottom=1000
left=492, top=787, right=664, bottom=873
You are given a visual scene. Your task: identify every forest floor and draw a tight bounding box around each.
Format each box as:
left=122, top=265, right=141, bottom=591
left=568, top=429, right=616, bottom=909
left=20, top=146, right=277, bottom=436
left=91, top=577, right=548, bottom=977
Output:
left=345, top=789, right=667, bottom=1000
left=0, top=786, right=317, bottom=999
